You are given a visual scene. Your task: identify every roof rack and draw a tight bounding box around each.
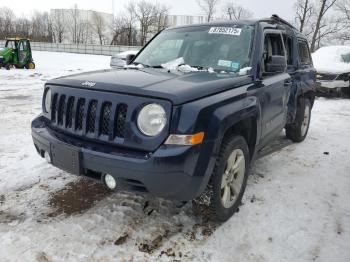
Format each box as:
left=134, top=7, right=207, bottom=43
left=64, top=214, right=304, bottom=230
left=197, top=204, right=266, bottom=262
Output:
left=270, top=14, right=298, bottom=30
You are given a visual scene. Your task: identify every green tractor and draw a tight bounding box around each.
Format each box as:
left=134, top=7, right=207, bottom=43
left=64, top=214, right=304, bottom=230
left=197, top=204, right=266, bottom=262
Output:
left=0, top=38, right=35, bottom=70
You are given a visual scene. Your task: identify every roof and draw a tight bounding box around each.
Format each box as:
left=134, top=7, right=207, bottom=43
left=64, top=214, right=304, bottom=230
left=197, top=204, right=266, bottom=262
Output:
left=167, top=15, right=301, bottom=35
left=167, top=19, right=258, bottom=30
left=5, top=37, right=30, bottom=41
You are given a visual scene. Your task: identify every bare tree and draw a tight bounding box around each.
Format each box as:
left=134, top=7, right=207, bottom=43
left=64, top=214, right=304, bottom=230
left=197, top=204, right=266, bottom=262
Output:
left=223, top=1, right=253, bottom=20
left=310, top=0, right=338, bottom=51
left=197, top=0, right=220, bottom=22
left=30, top=11, right=52, bottom=42
left=295, top=0, right=314, bottom=32
left=50, top=9, right=66, bottom=43
left=0, top=7, right=15, bottom=39
left=335, top=0, right=350, bottom=42
left=110, top=16, right=126, bottom=45
left=91, top=11, right=106, bottom=45
left=153, top=3, right=169, bottom=33
left=66, top=4, right=90, bottom=44
left=124, top=1, right=138, bottom=45
left=135, top=0, right=156, bottom=45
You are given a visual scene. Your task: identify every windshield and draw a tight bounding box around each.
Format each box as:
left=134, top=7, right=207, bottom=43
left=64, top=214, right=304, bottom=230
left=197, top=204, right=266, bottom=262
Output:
left=342, top=53, right=350, bottom=64
left=134, top=24, right=254, bottom=72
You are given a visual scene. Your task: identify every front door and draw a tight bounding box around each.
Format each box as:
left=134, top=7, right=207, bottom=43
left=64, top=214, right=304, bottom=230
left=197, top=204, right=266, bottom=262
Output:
left=18, top=40, right=30, bottom=66
left=259, top=31, right=291, bottom=146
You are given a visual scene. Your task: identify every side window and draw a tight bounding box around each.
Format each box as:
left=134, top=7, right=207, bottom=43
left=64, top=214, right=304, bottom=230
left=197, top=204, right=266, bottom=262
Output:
left=283, top=36, right=293, bottom=65
left=298, top=41, right=311, bottom=65
left=262, top=33, right=286, bottom=75
left=19, top=42, right=24, bottom=51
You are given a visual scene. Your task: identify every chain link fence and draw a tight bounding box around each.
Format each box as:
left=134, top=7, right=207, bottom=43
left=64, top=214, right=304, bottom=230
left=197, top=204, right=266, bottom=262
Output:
left=0, top=40, right=140, bottom=56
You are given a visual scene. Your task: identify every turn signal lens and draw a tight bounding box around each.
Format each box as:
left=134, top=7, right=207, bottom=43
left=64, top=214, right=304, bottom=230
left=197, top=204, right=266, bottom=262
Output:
left=165, top=132, right=205, bottom=146
left=316, top=74, right=322, bottom=80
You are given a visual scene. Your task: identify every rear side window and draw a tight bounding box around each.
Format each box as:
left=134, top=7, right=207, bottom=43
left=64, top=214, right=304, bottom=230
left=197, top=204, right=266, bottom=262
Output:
left=298, top=41, right=311, bottom=64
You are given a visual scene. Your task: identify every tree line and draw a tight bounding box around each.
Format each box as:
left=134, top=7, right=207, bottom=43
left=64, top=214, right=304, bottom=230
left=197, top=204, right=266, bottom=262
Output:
left=1, top=0, right=350, bottom=51
left=0, top=1, right=170, bottom=46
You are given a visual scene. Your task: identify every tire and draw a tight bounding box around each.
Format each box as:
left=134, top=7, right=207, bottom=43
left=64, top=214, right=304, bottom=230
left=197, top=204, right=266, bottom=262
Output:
left=4, top=63, right=11, bottom=70
left=196, top=135, right=250, bottom=222
left=341, top=87, right=350, bottom=98
left=25, top=62, right=35, bottom=69
left=286, top=98, right=311, bottom=142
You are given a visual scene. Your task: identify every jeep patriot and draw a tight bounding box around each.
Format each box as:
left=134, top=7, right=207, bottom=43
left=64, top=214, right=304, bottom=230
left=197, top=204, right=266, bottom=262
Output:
left=32, top=15, right=316, bottom=221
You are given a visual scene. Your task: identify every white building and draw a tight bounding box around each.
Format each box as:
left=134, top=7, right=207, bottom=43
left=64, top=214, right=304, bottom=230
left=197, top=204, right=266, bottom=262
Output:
left=50, top=9, right=113, bottom=44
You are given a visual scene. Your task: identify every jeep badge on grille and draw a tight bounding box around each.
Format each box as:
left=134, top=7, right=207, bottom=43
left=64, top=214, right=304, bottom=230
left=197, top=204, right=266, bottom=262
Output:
left=81, top=81, right=96, bottom=87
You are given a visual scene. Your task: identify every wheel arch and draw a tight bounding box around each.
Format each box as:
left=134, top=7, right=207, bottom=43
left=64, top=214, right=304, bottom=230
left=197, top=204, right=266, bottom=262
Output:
left=220, top=115, right=258, bottom=160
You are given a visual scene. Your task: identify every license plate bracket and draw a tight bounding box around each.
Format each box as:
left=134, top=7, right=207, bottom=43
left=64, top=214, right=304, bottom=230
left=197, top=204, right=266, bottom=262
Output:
left=51, top=143, right=82, bottom=175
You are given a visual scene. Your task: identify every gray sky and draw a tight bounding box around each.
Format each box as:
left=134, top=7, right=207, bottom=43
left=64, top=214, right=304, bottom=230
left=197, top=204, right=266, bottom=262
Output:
left=2, top=0, right=296, bottom=21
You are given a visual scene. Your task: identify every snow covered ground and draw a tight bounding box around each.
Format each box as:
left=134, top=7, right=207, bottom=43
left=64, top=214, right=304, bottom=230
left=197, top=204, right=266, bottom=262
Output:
left=0, top=51, right=350, bottom=262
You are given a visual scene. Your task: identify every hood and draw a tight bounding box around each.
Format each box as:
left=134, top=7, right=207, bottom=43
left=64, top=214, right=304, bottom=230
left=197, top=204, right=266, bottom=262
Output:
left=312, top=46, right=350, bottom=74
left=47, top=68, right=252, bottom=105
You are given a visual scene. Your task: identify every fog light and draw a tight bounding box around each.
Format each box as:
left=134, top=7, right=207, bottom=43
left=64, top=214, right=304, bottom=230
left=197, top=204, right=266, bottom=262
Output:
left=44, top=151, right=51, bottom=163
left=104, top=174, right=117, bottom=190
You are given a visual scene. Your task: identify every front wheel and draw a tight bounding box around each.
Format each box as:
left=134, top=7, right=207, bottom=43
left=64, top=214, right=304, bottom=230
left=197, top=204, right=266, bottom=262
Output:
left=286, top=98, right=311, bottom=142
left=25, top=62, right=35, bottom=69
left=196, top=135, right=250, bottom=222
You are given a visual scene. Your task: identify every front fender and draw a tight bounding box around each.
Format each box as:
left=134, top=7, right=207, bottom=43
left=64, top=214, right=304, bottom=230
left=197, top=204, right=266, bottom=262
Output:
left=169, top=83, right=260, bottom=192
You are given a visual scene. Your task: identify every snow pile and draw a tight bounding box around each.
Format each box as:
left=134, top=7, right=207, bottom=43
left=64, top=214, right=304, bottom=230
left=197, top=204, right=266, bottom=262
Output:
left=312, top=45, right=350, bottom=74
left=1, top=51, right=350, bottom=261
left=239, top=67, right=252, bottom=76
left=161, top=57, right=215, bottom=73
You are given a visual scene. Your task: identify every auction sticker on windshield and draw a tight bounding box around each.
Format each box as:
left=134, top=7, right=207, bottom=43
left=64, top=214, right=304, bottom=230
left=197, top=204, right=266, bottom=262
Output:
left=208, top=27, right=242, bottom=36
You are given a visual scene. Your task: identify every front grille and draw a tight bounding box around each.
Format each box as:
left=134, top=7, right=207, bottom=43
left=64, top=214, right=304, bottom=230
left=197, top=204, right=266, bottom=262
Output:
left=57, top=95, right=66, bottom=125
left=115, top=104, right=127, bottom=138
left=66, top=97, right=75, bottom=128
left=76, top=98, right=85, bottom=131
left=319, top=73, right=338, bottom=81
left=86, top=100, right=97, bottom=133
left=336, top=73, right=350, bottom=81
left=100, top=102, right=112, bottom=136
left=51, top=94, right=128, bottom=141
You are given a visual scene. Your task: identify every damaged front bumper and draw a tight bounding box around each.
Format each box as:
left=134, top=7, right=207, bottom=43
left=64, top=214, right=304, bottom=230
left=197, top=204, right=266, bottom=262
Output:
left=31, top=115, right=212, bottom=201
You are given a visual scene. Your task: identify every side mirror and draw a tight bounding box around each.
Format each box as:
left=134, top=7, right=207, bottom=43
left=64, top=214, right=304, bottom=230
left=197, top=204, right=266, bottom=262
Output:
left=265, top=55, right=287, bottom=73
left=125, top=54, right=136, bottom=65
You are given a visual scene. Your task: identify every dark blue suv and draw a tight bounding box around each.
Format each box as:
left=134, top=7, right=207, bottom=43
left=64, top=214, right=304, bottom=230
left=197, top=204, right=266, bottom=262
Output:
left=32, top=15, right=316, bottom=221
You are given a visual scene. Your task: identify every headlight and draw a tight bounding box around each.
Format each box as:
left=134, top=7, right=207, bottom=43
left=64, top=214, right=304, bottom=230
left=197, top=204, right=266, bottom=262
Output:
left=137, top=103, right=167, bottom=136
left=44, top=88, right=52, bottom=113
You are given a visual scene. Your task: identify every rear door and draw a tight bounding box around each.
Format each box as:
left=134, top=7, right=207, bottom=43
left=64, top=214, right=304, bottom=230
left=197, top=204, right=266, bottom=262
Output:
left=297, top=39, right=316, bottom=94
left=259, top=30, right=291, bottom=146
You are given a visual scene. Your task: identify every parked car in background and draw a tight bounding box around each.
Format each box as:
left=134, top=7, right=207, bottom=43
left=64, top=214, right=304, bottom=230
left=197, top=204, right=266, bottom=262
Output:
left=312, top=46, right=350, bottom=97
left=110, top=50, right=138, bottom=68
